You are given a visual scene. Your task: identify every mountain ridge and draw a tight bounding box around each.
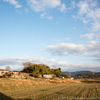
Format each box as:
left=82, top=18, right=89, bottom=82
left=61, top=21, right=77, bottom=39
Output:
left=62, top=70, right=99, bottom=76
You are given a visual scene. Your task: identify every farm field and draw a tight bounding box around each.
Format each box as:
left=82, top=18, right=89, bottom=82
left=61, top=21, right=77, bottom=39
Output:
left=0, top=79, right=100, bottom=100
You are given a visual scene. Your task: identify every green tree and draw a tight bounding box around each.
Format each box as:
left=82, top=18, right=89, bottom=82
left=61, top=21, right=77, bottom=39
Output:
left=22, top=62, right=62, bottom=77
left=53, top=69, right=62, bottom=77
left=62, top=74, right=69, bottom=78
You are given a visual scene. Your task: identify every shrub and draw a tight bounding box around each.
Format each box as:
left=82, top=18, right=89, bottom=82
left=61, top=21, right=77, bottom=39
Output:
left=62, top=74, right=69, bottom=78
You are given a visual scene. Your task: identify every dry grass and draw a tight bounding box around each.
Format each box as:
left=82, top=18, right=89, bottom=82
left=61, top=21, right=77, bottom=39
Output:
left=81, top=79, right=100, bottom=83
left=0, top=78, right=80, bottom=90
left=0, top=78, right=51, bottom=90
left=49, top=79, right=81, bottom=83
left=0, top=78, right=100, bottom=100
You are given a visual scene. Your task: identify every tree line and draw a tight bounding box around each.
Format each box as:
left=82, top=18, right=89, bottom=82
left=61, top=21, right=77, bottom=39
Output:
left=22, top=62, right=68, bottom=78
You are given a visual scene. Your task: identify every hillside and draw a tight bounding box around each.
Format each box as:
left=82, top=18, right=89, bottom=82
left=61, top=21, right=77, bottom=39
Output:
left=62, top=70, right=97, bottom=76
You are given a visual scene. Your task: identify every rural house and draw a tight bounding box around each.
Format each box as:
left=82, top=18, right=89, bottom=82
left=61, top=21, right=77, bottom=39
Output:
left=0, top=69, right=9, bottom=77
left=10, top=71, right=19, bottom=76
left=10, top=71, right=20, bottom=78
left=43, top=74, right=55, bottom=79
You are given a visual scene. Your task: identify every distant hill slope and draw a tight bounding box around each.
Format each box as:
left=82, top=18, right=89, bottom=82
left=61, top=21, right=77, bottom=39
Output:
left=62, top=70, right=96, bottom=76
left=95, top=72, right=100, bottom=75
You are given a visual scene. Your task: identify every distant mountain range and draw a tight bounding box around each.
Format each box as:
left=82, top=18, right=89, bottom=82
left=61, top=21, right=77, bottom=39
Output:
left=62, top=70, right=100, bottom=76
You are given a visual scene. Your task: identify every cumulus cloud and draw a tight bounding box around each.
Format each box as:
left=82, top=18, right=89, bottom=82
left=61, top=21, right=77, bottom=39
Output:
left=40, top=12, right=52, bottom=20
left=0, top=57, right=57, bottom=70
left=96, top=34, right=100, bottom=40
left=60, top=4, right=66, bottom=12
left=77, top=0, right=100, bottom=32
left=87, top=41, right=100, bottom=51
left=27, top=0, right=61, bottom=12
left=92, top=22, right=100, bottom=32
left=56, top=61, right=100, bottom=72
left=0, top=57, right=100, bottom=72
left=0, top=57, right=56, bottom=66
left=77, top=0, right=89, bottom=15
left=80, top=33, right=94, bottom=39
left=4, top=0, right=22, bottom=8
left=86, top=41, right=100, bottom=57
left=45, top=43, right=86, bottom=56
left=45, top=41, right=100, bottom=58
left=71, top=1, right=76, bottom=8
left=56, top=61, right=100, bottom=68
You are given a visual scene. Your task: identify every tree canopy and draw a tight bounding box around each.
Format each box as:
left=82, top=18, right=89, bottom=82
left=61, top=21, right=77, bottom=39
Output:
left=22, top=62, right=62, bottom=77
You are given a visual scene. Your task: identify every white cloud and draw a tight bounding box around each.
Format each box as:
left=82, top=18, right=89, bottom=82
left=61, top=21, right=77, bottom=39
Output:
left=80, top=33, right=94, bottom=39
left=25, top=8, right=29, bottom=13
left=0, top=57, right=100, bottom=72
left=92, top=22, right=100, bottom=32
left=77, top=0, right=89, bottom=15
left=0, top=57, right=56, bottom=66
left=27, top=0, right=61, bottom=12
left=0, top=57, right=57, bottom=70
left=71, top=1, right=76, bottom=8
left=45, top=41, right=100, bottom=58
left=56, top=61, right=100, bottom=68
left=56, top=61, right=100, bottom=72
left=40, top=12, right=52, bottom=20
left=57, top=61, right=69, bottom=66
left=60, top=4, right=66, bottom=12
left=96, top=34, right=100, bottom=40
left=4, top=0, right=22, bottom=8
left=45, top=43, right=86, bottom=56
left=77, top=0, right=100, bottom=32
left=87, top=41, right=100, bottom=51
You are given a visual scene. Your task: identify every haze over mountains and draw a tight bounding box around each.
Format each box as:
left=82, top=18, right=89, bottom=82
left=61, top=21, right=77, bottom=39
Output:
left=62, top=70, right=100, bottom=76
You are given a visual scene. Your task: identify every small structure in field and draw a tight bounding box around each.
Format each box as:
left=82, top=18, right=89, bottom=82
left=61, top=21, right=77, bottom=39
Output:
left=70, top=77, right=74, bottom=80
left=10, top=71, right=20, bottom=78
left=62, top=77, right=65, bottom=79
left=10, top=71, right=19, bottom=76
left=0, top=69, right=9, bottom=77
left=43, top=74, right=55, bottom=79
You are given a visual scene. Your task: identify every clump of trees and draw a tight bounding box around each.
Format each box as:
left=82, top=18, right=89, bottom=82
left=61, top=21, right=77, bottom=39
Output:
left=75, top=73, right=100, bottom=79
left=5, top=72, right=11, bottom=78
left=22, top=62, right=62, bottom=77
left=62, top=74, right=69, bottom=78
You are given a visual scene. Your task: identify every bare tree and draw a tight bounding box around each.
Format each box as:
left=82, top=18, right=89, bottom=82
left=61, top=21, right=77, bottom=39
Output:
left=6, top=66, right=11, bottom=71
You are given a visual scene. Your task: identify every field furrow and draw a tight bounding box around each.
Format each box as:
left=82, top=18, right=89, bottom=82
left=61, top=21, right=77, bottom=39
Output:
left=0, top=80, right=100, bottom=100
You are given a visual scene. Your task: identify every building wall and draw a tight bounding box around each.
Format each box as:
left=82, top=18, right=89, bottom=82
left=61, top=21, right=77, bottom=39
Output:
left=43, top=75, right=53, bottom=79
left=0, top=71, right=9, bottom=76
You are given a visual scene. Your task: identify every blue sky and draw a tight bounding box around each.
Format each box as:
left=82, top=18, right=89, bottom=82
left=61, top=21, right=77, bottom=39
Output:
left=0, top=0, right=100, bottom=72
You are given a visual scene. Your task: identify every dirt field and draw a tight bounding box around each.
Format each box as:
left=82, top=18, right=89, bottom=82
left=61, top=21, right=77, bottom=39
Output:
left=0, top=79, right=100, bottom=100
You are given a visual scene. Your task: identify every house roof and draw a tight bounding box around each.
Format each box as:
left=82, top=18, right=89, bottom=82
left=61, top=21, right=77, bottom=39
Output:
left=0, top=69, right=8, bottom=71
